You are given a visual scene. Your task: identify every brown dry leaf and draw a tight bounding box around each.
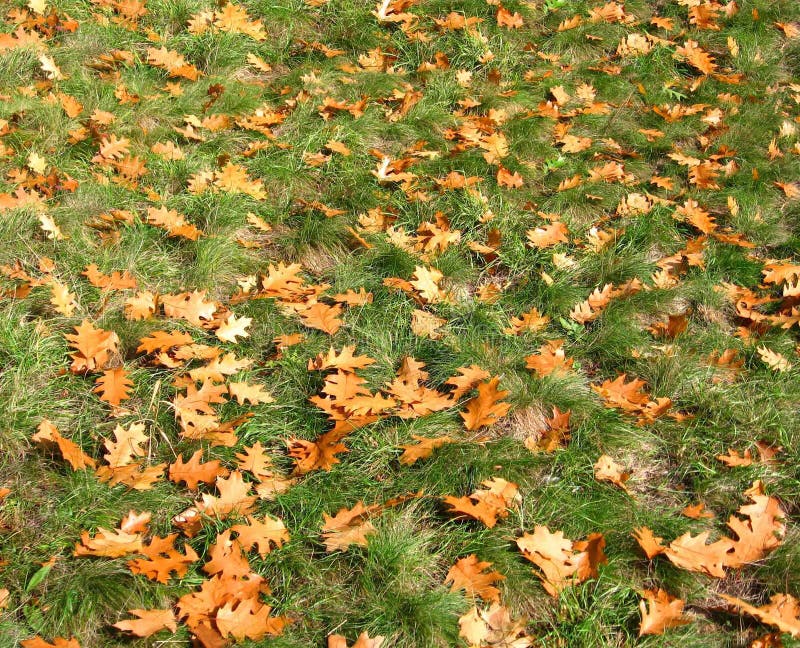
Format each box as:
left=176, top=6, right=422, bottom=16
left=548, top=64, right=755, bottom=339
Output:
left=299, top=302, right=344, bottom=334
left=593, top=454, right=632, bottom=494
left=446, top=364, right=491, bottom=401
left=308, top=346, right=375, bottom=372
left=516, top=526, right=607, bottom=596
left=639, top=588, right=691, bottom=636
left=113, top=608, right=177, bottom=637
left=717, top=448, right=753, bottom=467
left=504, top=307, right=550, bottom=335
left=327, top=632, right=385, bottom=648
left=168, top=449, right=228, bottom=490
left=65, top=320, right=120, bottom=373
left=50, top=280, right=78, bottom=316
left=215, top=598, right=288, bottom=641
left=321, top=501, right=377, bottom=552
left=32, top=419, right=96, bottom=471
left=230, top=515, right=289, bottom=557
left=101, top=422, right=148, bottom=468
left=92, top=367, right=133, bottom=407
left=634, top=485, right=785, bottom=576
left=443, top=478, right=520, bottom=528
left=721, top=593, right=800, bottom=638
left=460, top=377, right=511, bottom=430
left=288, top=428, right=350, bottom=474
left=675, top=40, right=718, bottom=75
left=74, top=526, right=144, bottom=558
left=525, top=340, right=573, bottom=377
left=398, top=435, right=454, bottom=465
left=410, top=308, right=446, bottom=339
left=145, top=207, right=203, bottom=240
left=215, top=313, right=252, bottom=343
left=195, top=471, right=257, bottom=519
left=758, top=346, right=792, bottom=372
left=682, top=503, right=714, bottom=519
left=445, top=554, right=505, bottom=603
left=162, top=291, right=217, bottom=325
left=228, top=381, right=274, bottom=405
left=127, top=534, right=199, bottom=583
left=458, top=603, right=533, bottom=647
left=526, top=221, right=569, bottom=248
left=410, top=265, right=445, bottom=303
left=21, top=638, right=81, bottom=648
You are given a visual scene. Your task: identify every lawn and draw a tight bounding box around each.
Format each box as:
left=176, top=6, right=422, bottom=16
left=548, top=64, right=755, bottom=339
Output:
left=1, top=0, right=799, bottom=646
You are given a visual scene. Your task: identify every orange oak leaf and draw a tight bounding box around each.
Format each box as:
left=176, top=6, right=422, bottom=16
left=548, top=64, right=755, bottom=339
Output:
left=82, top=264, right=137, bottom=290
left=593, top=454, right=632, bottom=494
left=21, top=638, right=81, bottom=648
left=639, top=589, right=691, bottom=636
left=398, top=435, right=454, bottom=465
left=101, top=422, right=148, bottom=468
left=228, top=381, right=274, bottom=405
left=525, top=340, right=573, bottom=378
left=215, top=598, right=288, bottom=641
left=65, top=319, right=119, bottom=373
left=525, top=406, right=572, bottom=453
left=445, top=555, right=505, bottom=603
left=299, top=302, right=344, bottom=334
left=516, top=526, right=607, bottom=596
left=113, top=608, right=177, bottom=637
left=527, top=221, right=568, bottom=248
left=327, top=631, right=385, bottom=648
left=321, top=501, right=377, bottom=552
left=460, top=377, right=511, bottom=430
left=195, top=470, right=256, bottom=519
left=443, top=478, right=520, bottom=528
left=682, top=503, right=714, bottom=519
left=161, top=290, right=217, bottom=325
left=504, top=307, right=550, bottom=335
left=288, top=428, right=350, bottom=474
left=195, top=471, right=257, bottom=519
left=127, top=534, right=199, bottom=583
left=716, top=448, right=753, bottom=467
left=230, top=515, right=289, bottom=557
left=74, top=526, right=144, bottom=558
left=93, top=367, right=133, bottom=407
left=136, top=330, right=194, bottom=354
left=215, top=313, right=252, bottom=343
left=720, top=593, right=800, bottom=638
left=458, top=603, right=532, bottom=647
left=308, top=346, right=375, bottom=372
left=445, top=364, right=490, bottom=401
left=32, top=419, right=96, bottom=471
left=168, top=449, right=228, bottom=490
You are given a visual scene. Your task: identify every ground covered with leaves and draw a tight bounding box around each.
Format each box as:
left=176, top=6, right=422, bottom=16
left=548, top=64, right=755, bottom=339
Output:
left=1, top=0, right=800, bottom=646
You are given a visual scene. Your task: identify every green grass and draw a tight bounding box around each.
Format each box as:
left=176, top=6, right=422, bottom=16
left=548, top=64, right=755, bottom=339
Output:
left=1, top=0, right=800, bottom=646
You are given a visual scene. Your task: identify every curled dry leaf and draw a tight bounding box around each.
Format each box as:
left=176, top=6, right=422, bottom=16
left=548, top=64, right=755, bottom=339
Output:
left=720, top=593, right=800, bottom=638
left=639, top=588, right=691, bottom=636
left=21, top=638, right=80, bottom=648
left=458, top=603, right=533, bottom=647
left=516, top=526, right=607, bottom=596
left=460, top=377, right=511, bottom=430
left=445, top=554, right=505, bottom=603
left=113, top=608, right=177, bottom=637
left=327, top=631, right=385, bottom=648
left=32, top=419, right=96, bottom=471
left=321, top=501, right=377, bottom=552
left=443, top=478, right=520, bottom=528
left=593, top=454, right=632, bottom=494
left=398, top=434, right=454, bottom=465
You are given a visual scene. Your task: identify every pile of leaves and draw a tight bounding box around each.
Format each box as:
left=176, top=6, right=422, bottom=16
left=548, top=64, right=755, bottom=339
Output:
left=0, top=0, right=799, bottom=646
